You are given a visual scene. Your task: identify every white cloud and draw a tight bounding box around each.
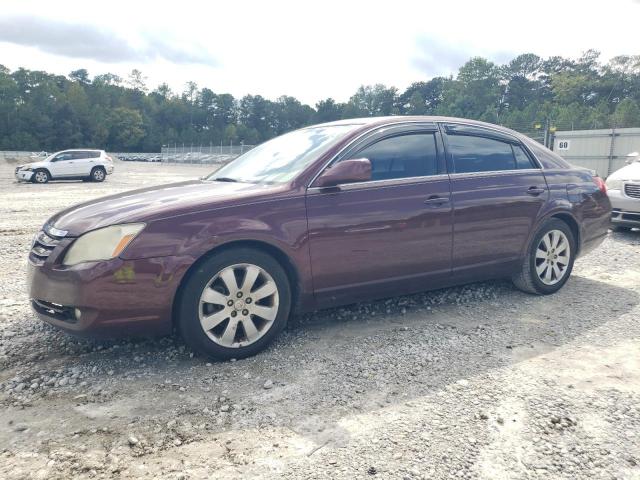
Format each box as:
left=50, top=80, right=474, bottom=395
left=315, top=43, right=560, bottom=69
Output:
left=0, top=15, right=217, bottom=65
left=0, top=0, right=638, bottom=104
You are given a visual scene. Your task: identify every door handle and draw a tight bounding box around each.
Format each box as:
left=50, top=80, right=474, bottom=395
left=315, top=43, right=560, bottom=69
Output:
left=526, top=186, right=546, bottom=196
left=424, top=195, right=450, bottom=206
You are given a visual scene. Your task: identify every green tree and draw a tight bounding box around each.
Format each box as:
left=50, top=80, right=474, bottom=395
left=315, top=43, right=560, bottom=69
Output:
left=315, top=98, right=343, bottom=122
left=69, top=69, right=90, bottom=84
left=127, top=69, right=148, bottom=92
left=406, top=91, right=427, bottom=115
left=108, top=107, right=145, bottom=149
left=613, top=98, right=640, bottom=127
left=1, top=50, right=639, bottom=152
left=348, top=84, right=399, bottom=116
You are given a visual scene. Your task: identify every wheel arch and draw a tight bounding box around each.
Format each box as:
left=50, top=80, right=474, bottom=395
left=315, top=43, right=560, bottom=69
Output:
left=33, top=167, right=51, bottom=178
left=550, top=212, right=581, bottom=254
left=524, top=209, right=581, bottom=258
left=171, top=239, right=301, bottom=329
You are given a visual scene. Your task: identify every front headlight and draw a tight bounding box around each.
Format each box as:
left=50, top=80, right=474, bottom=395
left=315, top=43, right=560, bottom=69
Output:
left=63, top=223, right=145, bottom=266
left=605, top=178, right=623, bottom=190
left=22, top=166, right=33, bottom=171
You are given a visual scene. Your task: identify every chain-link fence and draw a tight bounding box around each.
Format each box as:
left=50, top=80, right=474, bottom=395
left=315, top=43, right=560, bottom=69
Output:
left=499, top=118, right=634, bottom=149
left=160, top=143, right=256, bottom=165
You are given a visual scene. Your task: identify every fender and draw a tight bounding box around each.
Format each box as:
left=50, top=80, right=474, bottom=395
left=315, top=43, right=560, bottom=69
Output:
left=522, top=201, right=581, bottom=258
left=33, top=167, right=52, bottom=178
left=121, top=195, right=316, bottom=311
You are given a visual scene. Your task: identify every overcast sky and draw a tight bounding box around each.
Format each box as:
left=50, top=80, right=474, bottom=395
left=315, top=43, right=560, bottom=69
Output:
left=1, top=0, right=639, bottom=104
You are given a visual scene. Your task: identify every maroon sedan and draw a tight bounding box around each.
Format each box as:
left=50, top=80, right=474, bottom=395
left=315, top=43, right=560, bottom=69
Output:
left=28, top=117, right=611, bottom=359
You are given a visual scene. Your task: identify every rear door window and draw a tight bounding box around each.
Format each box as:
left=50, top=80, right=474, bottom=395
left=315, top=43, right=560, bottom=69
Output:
left=447, top=135, right=517, bottom=173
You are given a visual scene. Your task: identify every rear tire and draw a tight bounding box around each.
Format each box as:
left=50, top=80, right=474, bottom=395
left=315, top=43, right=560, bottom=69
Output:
left=90, top=167, right=106, bottom=182
left=177, top=248, right=291, bottom=360
left=32, top=169, right=49, bottom=184
left=512, top=218, right=576, bottom=295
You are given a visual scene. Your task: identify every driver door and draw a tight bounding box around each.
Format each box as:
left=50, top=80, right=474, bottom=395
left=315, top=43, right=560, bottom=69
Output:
left=306, top=123, right=453, bottom=307
left=49, top=152, right=75, bottom=177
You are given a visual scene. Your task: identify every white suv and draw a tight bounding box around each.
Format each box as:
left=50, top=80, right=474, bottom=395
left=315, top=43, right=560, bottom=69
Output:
left=15, top=149, right=115, bottom=184
left=606, top=152, right=640, bottom=231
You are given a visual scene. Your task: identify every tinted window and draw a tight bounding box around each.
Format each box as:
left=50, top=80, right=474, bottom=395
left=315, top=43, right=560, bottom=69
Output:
left=53, top=152, right=73, bottom=162
left=512, top=145, right=535, bottom=169
left=350, top=133, right=438, bottom=181
left=448, top=135, right=516, bottom=173
left=72, top=151, right=100, bottom=159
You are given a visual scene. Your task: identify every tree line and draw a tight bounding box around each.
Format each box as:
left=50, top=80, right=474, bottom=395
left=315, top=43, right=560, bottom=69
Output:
left=1, top=50, right=639, bottom=152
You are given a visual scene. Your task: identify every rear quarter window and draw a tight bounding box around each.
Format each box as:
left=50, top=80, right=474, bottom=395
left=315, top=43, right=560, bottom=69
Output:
left=526, top=140, right=570, bottom=169
left=513, top=145, right=536, bottom=169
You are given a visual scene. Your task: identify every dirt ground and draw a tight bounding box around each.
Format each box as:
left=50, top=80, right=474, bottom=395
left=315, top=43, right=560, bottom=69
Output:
left=0, top=161, right=639, bottom=479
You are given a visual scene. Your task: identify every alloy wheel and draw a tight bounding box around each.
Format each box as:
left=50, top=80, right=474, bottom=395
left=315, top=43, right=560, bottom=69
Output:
left=198, top=263, right=279, bottom=348
left=34, top=171, right=48, bottom=183
left=93, top=169, right=105, bottom=181
left=535, top=229, right=571, bottom=285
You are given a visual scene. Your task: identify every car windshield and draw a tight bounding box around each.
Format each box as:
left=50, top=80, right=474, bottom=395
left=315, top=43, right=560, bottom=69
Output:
left=206, top=124, right=359, bottom=184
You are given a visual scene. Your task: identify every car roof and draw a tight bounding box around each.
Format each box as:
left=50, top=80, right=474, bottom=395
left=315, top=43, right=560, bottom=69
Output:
left=58, top=149, right=104, bottom=152
left=55, top=149, right=104, bottom=153
left=313, top=115, right=524, bottom=138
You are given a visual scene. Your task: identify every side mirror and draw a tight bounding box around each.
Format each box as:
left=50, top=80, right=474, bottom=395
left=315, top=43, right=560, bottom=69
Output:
left=314, top=158, right=372, bottom=188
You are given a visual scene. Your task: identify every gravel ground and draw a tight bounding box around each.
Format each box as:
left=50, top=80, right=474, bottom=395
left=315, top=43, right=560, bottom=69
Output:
left=0, top=161, right=639, bottom=480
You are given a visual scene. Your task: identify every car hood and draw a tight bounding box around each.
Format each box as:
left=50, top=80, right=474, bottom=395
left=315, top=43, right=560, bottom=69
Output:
left=608, top=162, right=640, bottom=181
left=47, top=180, right=289, bottom=237
left=18, top=161, right=44, bottom=169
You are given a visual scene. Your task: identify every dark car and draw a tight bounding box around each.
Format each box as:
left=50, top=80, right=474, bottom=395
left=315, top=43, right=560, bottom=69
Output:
left=28, top=117, right=611, bottom=359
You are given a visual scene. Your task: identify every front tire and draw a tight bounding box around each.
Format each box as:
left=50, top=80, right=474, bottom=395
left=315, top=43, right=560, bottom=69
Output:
left=32, top=169, right=50, bottom=184
left=512, top=218, right=576, bottom=295
left=177, top=248, right=291, bottom=360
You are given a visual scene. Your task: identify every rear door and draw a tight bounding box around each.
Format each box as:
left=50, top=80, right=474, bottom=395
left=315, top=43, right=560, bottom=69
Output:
left=306, top=123, right=453, bottom=306
left=441, top=123, right=548, bottom=279
left=69, top=151, right=96, bottom=176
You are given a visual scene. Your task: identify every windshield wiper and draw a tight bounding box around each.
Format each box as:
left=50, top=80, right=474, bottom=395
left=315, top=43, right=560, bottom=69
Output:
left=212, top=177, right=239, bottom=183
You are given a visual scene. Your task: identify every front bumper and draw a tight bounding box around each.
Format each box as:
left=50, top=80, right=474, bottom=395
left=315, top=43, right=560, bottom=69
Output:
left=608, top=188, right=640, bottom=228
left=28, top=253, right=192, bottom=337
left=15, top=170, right=34, bottom=182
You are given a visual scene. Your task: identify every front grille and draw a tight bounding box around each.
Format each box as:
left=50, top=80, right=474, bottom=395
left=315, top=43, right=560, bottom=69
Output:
left=31, top=299, right=77, bottom=324
left=625, top=183, right=640, bottom=199
left=29, top=229, right=64, bottom=265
